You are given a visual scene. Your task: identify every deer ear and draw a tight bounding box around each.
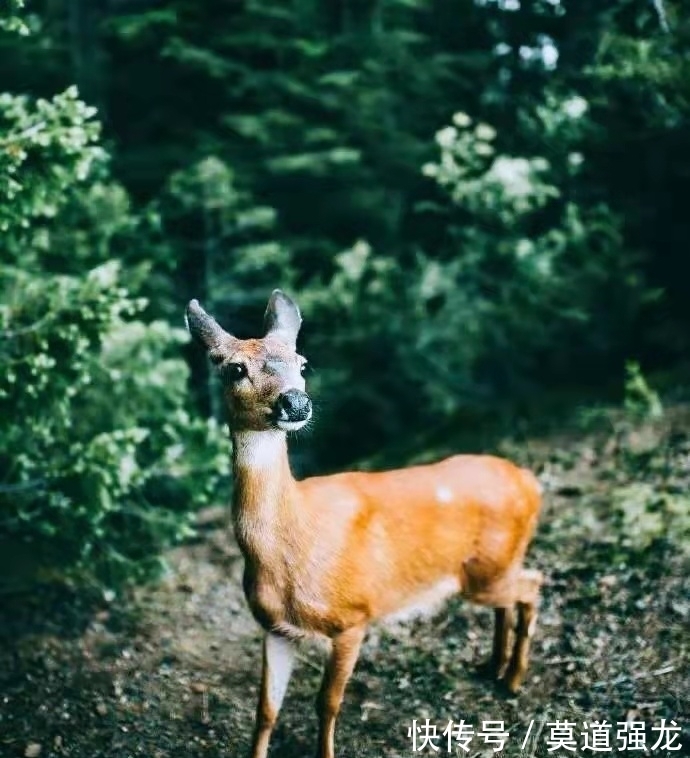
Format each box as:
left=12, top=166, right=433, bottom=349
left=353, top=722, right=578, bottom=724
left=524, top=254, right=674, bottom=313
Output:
left=263, top=289, right=302, bottom=349
left=185, top=299, right=233, bottom=353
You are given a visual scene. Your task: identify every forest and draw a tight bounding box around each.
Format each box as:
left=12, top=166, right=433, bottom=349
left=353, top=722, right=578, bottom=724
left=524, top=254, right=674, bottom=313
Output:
left=0, top=1, right=688, bottom=756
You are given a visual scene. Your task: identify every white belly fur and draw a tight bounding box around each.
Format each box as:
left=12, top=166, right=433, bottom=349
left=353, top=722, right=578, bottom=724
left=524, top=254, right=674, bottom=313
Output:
left=382, top=576, right=461, bottom=624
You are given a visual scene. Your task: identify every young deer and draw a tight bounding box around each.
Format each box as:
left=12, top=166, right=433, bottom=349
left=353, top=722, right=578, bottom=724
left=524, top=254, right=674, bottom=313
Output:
left=186, top=290, right=543, bottom=758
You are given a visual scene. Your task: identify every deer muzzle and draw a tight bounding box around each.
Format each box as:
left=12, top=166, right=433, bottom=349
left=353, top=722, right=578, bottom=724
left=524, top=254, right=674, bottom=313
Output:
left=274, top=389, right=312, bottom=426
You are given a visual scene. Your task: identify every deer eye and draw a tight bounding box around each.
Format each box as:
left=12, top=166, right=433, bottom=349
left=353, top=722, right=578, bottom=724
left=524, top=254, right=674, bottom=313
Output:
left=300, top=362, right=308, bottom=375
left=222, top=362, right=248, bottom=382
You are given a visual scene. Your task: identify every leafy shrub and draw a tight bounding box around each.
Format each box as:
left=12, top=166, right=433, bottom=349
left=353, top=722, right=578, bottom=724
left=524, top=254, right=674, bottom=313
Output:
left=0, top=261, right=229, bottom=589
left=0, top=65, right=228, bottom=589
left=611, top=483, right=690, bottom=560
left=420, top=108, right=646, bottom=385
left=292, top=103, right=649, bottom=469
left=623, top=360, right=663, bottom=420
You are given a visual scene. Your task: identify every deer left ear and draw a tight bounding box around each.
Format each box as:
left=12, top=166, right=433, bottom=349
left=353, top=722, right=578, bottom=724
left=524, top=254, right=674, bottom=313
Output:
left=185, top=299, right=234, bottom=352
left=264, top=289, right=302, bottom=349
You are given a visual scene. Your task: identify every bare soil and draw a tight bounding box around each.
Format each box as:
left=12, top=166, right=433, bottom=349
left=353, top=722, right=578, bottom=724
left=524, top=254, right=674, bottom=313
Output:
left=1, top=409, right=689, bottom=758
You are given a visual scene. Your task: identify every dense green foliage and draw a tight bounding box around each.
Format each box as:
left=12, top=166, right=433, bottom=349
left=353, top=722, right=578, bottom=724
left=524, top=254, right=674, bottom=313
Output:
left=0, top=15, right=228, bottom=587
left=1, top=0, right=688, bottom=584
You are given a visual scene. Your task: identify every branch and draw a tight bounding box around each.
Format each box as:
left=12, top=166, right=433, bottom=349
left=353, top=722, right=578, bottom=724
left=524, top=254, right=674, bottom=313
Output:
left=0, top=479, right=47, bottom=495
left=0, top=312, right=56, bottom=339
left=651, top=0, right=671, bottom=33
left=0, top=121, right=47, bottom=148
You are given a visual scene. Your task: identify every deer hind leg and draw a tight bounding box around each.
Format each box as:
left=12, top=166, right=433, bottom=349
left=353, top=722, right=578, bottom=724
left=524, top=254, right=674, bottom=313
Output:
left=490, top=606, right=515, bottom=679
left=250, top=632, right=297, bottom=758
left=503, top=568, right=543, bottom=694
left=316, top=626, right=366, bottom=758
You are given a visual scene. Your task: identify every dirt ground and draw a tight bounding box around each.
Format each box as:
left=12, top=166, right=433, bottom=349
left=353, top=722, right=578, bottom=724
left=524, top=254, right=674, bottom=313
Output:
left=1, top=408, right=689, bottom=758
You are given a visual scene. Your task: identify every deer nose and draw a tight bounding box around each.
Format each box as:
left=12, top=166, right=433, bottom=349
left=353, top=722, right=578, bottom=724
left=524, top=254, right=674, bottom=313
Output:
left=275, top=389, right=312, bottom=422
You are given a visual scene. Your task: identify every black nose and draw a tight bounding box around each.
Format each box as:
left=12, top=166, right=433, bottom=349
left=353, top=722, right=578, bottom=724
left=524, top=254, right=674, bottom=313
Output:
left=275, top=389, right=312, bottom=422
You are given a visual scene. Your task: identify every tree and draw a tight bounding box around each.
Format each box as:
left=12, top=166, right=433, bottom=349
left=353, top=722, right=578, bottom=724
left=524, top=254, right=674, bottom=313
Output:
left=0, top=9, right=228, bottom=589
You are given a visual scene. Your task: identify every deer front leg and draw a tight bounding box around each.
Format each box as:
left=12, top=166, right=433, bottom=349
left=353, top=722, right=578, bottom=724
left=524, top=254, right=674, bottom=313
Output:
left=316, top=626, right=366, bottom=758
left=250, top=632, right=297, bottom=758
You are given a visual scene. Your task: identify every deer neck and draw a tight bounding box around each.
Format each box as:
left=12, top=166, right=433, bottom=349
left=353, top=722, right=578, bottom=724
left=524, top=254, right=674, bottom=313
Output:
left=231, top=430, right=296, bottom=554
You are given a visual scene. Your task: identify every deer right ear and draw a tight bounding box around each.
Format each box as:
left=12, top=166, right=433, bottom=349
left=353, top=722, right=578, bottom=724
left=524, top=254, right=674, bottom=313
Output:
left=185, top=299, right=233, bottom=352
left=264, top=289, right=302, bottom=349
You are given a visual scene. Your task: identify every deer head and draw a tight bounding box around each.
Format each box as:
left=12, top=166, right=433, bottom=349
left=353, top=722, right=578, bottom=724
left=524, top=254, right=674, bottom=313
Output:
left=186, top=290, right=311, bottom=432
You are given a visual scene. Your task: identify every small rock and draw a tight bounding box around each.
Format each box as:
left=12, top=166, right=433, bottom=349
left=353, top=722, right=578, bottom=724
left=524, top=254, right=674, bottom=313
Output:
left=95, top=702, right=108, bottom=716
left=25, top=744, right=41, bottom=758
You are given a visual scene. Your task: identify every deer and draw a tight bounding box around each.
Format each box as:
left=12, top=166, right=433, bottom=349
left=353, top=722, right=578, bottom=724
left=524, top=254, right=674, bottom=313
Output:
left=185, top=290, right=543, bottom=758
